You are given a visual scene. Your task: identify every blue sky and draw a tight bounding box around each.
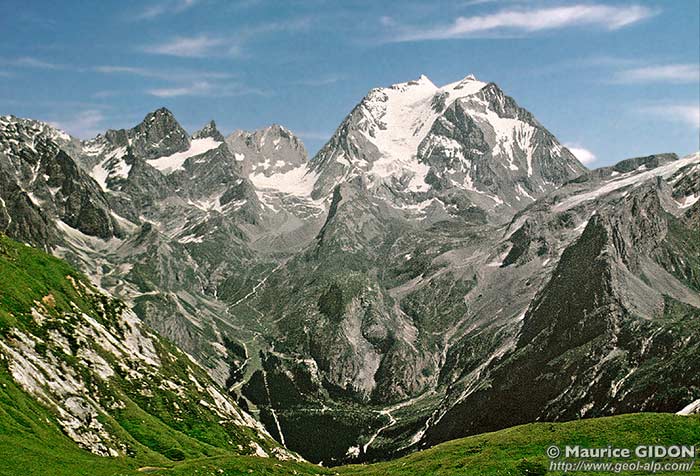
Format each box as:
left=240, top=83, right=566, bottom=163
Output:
left=0, top=0, right=698, bottom=166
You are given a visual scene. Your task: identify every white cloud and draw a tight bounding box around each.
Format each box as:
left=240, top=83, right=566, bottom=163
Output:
left=380, top=16, right=396, bottom=27
left=2, top=56, right=63, bottom=70
left=94, top=65, right=147, bottom=75
left=387, top=4, right=656, bottom=41
left=94, top=65, right=258, bottom=98
left=148, top=81, right=213, bottom=97
left=462, top=0, right=495, bottom=5
left=461, top=0, right=533, bottom=6
left=642, top=105, right=700, bottom=129
left=143, top=18, right=311, bottom=58
left=565, top=144, right=597, bottom=165
left=612, top=64, right=700, bottom=84
left=147, top=80, right=267, bottom=98
left=94, top=65, right=234, bottom=80
left=144, top=35, right=226, bottom=57
left=136, top=4, right=169, bottom=19
left=294, top=74, right=346, bottom=87
left=49, top=110, right=105, bottom=139
left=135, top=0, right=201, bottom=20
left=243, top=17, right=312, bottom=36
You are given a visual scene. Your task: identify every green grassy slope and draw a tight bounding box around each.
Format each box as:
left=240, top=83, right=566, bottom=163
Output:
left=341, top=413, right=700, bottom=476
left=0, top=367, right=135, bottom=476
left=0, top=233, right=284, bottom=472
left=121, top=413, right=700, bottom=476
left=0, top=356, right=326, bottom=476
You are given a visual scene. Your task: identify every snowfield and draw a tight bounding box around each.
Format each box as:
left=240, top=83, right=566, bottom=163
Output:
left=147, top=137, right=222, bottom=174
left=553, top=152, right=700, bottom=212
left=359, top=74, right=487, bottom=191
left=250, top=165, right=318, bottom=198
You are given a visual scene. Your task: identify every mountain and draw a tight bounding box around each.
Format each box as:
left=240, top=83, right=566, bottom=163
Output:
left=0, top=115, right=119, bottom=247
left=225, top=123, right=327, bottom=252
left=10, top=218, right=685, bottom=476
left=211, top=75, right=591, bottom=462
left=0, top=238, right=696, bottom=476
left=310, top=74, right=585, bottom=219
left=226, top=124, right=308, bottom=178
left=420, top=152, right=700, bottom=447
left=1, top=73, right=699, bottom=466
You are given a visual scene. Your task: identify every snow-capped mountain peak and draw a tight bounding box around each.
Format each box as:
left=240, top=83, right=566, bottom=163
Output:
left=354, top=75, right=489, bottom=191
left=390, top=73, right=437, bottom=91
left=309, top=73, right=583, bottom=212
left=306, top=74, right=490, bottom=196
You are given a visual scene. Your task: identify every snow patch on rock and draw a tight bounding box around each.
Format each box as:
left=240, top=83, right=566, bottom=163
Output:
left=147, top=137, right=222, bottom=174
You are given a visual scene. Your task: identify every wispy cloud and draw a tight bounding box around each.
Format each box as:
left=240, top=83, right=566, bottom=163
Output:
left=49, top=110, right=106, bottom=138
left=242, top=17, right=312, bottom=37
left=94, top=65, right=147, bottom=75
left=565, top=144, right=597, bottom=165
left=461, top=0, right=502, bottom=6
left=612, top=64, right=700, bottom=84
left=144, top=35, right=227, bottom=58
left=641, top=104, right=700, bottom=129
left=1, top=56, right=64, bottom=70
left=529, top=55, right=700, bottom=88
left=523, top=54, right=644, bottom=78
left=147, top=80, right=267, bottom=98
left=93, top=65, right=234, bottom=80
left=134, top=0, right=201, bottom=20
left=92, top=64, right=258, bottom=99
left=143, top=17, right=312, bottom=58
left=461, top=0, right=532, bottom=6
left=385, top=4, right=656, bottom=42
left=566, top=55, right=644, bottom=69
left=148, top=82, right=211, bottom=97
left=294, top=74, right=347, bottom=87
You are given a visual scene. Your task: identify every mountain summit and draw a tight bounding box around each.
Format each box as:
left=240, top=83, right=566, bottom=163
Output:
left=193, top=120, right=225, bottom=142
left=309, top=74, right=586, bottom=220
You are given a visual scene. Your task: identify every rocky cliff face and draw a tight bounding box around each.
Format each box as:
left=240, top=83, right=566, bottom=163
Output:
left=226, top=124, right=308, bottom=177
left=127, top=107, right=191, bottom=160
left=0, top=115, right=119, bottom=247
left=417, top=82, right=585, bottom=212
